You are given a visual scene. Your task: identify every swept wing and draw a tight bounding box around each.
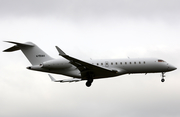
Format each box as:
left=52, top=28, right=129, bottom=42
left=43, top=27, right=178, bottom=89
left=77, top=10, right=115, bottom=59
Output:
left=55, top=46, right=126, bottom=79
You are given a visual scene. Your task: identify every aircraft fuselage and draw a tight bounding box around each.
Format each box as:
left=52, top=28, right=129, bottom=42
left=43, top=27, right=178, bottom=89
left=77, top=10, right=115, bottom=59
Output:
left=27, top=58, right=176, bottom=80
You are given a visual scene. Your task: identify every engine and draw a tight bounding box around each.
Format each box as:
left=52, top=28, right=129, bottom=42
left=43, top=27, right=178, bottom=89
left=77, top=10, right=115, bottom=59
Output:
left=41, top=59, right=72, bottom=69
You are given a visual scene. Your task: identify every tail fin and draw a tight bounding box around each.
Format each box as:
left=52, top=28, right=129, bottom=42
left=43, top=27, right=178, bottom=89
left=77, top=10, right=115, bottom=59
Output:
left=3, top=41, right=53, bottom=65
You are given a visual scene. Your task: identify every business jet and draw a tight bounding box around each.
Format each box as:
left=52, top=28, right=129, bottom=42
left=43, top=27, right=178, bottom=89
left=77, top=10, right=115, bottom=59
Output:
left=3, top=41, right=177, bottom=87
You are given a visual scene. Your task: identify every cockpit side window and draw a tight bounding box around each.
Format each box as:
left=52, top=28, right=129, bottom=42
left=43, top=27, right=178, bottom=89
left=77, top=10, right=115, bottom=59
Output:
left=158, top=59, right=165, bottom=62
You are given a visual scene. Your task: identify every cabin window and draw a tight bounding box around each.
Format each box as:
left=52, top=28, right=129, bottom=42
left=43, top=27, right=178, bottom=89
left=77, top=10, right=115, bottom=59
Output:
left=144, top=61, right=145, bottom=64
left=139, top=62, right=141, bottom=64
left=120, top=62, right=122, bottom=65
left=101, top=63, right=103, bottom=65
left=130, top=62, right=131, bottom=64
left=158, top=59, right=164, bottom=62
left=134, top=62, right=136, bottom=64
left=97, top=63, right=99, bottom=65
left=111, top=62, right=113, bottom=65
left=125, top=62, right=127, bottom=64
left=116, top=62, right=117, bottom=65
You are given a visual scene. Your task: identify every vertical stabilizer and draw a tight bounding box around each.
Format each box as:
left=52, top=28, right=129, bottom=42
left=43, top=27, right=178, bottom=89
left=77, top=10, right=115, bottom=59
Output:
left=3, top=41, right=53, bottom=65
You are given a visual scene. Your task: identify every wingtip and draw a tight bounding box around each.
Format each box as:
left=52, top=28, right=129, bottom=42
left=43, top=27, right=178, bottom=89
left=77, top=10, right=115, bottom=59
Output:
left=55, top=46, right=66, bottom=56
left=48, top=74, right=56, bottom=82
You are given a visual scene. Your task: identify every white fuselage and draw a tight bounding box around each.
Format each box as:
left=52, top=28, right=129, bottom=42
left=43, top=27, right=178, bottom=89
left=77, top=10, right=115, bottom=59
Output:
left=28, top=58, right=176, bottom=80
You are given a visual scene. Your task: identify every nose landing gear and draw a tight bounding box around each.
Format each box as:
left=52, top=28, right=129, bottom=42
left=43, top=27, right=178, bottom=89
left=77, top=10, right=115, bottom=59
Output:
left=161, top=72, right=165, bottom=82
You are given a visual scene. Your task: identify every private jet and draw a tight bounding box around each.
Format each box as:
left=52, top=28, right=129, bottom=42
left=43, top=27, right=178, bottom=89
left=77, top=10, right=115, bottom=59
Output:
left=3, top=41, right=177, bottom=87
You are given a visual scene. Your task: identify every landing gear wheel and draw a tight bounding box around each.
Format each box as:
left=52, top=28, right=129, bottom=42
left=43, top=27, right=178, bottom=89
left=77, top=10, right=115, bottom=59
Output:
left=86, top=81, right=92, bottom=87
left=161, top=78, right=165, bottom=82
left=86, top=79, right=93, bottom=87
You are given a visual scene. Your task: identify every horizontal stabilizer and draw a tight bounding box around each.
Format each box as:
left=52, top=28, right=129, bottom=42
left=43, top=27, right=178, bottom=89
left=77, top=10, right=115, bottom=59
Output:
left=4, top=41, right=34, bottom=46
left=3, top=41, right=34, bottom=52
left=3, top=45, right=20, bottom=52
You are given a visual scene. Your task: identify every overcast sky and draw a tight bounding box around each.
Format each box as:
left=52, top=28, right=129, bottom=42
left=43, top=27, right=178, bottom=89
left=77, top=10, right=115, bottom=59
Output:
left=0, top=0, right=180, bottom=117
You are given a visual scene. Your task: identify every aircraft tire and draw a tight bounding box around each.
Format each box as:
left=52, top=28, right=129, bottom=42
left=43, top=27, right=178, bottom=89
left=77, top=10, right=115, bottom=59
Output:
left=86, top=81, right=91, bottom=87
left=161, top=78, right=165, bottom=82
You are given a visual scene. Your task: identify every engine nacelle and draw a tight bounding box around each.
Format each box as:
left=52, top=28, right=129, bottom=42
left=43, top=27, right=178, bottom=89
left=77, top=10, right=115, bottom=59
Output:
left=41, top=59, right=72, bottom=69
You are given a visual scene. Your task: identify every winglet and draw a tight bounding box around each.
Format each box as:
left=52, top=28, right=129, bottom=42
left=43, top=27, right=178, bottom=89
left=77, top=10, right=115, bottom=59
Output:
left=55, top=46, right=66, bottom=56
left=48, top=74, right=58, bottom=82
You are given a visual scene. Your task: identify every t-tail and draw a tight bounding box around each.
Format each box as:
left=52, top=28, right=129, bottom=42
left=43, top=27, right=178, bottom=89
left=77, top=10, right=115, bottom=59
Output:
left=3, top=41, right=53, bottom=65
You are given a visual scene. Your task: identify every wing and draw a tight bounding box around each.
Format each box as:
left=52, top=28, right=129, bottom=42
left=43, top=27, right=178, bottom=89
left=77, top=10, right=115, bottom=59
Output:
left=48, top=74, right=81, bottom=82
left=55, top=46, right=126, bottom=79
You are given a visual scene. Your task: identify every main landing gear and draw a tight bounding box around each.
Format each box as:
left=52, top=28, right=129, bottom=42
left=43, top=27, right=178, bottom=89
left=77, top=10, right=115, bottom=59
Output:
left=86, top=79, right=93, bottom=87
left=85, top=74, right=94, bottom=87
left=161, top=72, right=165, bottom=82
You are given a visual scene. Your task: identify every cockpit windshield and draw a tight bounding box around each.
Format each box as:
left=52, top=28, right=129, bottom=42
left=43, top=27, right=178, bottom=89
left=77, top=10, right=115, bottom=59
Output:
left=158, top=59, right=165, bottom=62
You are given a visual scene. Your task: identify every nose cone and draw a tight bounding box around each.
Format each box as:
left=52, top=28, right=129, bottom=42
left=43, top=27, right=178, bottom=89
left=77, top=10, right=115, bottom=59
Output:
left=168, top=65, right=177, bottom=71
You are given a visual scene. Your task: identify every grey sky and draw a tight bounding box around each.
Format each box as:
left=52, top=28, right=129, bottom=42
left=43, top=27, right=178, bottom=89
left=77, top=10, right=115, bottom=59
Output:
left=0, top=0, right=180, bottom=117
left=0, top=0, right=180, bottom=21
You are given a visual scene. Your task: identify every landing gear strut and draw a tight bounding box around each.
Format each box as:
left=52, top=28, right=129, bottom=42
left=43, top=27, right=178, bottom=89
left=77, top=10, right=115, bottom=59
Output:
left=85, top=73, right=94, bottom=87
left=161, top=72, right=165, bottom=82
